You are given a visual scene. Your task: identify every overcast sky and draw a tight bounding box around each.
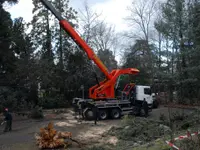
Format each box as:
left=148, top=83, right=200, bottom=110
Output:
left=5, top=0, right=132, bottom=32
left=4, top=0, right=134, bottom=63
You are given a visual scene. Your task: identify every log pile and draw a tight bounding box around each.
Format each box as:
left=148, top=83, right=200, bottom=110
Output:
left=35, top=122, right=83, bottom=149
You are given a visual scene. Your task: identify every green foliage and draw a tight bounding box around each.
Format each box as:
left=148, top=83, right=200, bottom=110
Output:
left=107, top=112, right=200, bottom=150
left=153, top=0, right=200, bottom=101
left=38, top=95, right=69, bottom=109
left=2, top=0, right=200, bottom=113
left=96, top=49, right=118, bottom=79
left=123, top=39, right=156, bottom=85
left=38, top=97, right=56, bottom=109
left=108, top=116, right=169, bottom=144
left=0, top=5, right=16, bottom=85
left=159, top=113, right=167, bottom=122
left=97, top=49, right=117, bottom=71
left=171, top=111, right=186, bottom=121
left=30, top=0, right=89, bottom=107
left=132, top=139, right=171, bottom=150
left=66, top=50, right=94, bottom=91
left=0, top=0, right=119, bottom=111
left=30, top=106, right=44, bottom=119
left=0, top=87, right=18, bottom=110
left=178, top=138, right=200, bottom=150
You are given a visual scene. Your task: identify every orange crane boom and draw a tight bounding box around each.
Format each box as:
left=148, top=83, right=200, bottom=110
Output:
left=40, top=0, right=140, bottom=100
left=40, top=0, right=111, bottom=80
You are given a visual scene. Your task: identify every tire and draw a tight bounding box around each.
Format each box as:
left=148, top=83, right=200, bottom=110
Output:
left=111, top=108, right=121, bottom=119
left=84, top=109, right=94, bottom=120
left=98, top=109, right=108, bottom=120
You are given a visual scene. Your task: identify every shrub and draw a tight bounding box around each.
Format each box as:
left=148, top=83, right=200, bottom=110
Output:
left=38, top=96, right=69, bottom=109
left=179, top=138, right=200, bottom=150
left=30, top=106, right=44, bottom=119
left=159, top=113, right=167, bottom=122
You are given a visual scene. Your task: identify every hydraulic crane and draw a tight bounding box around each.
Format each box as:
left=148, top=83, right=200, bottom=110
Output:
left=40, top=0, right=139, bottom=99
left=40, top=0, right=152, bottom=120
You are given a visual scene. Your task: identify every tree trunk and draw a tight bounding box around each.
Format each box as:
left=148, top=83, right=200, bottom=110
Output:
left=46, top=11, right=52, bottom=61
left=158, top=32, right=162, bottom=69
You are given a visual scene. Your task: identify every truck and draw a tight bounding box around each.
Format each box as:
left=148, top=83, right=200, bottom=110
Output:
left=73, top=84, right=153, bottom=120
left=40, top=0, right=153, bottom=120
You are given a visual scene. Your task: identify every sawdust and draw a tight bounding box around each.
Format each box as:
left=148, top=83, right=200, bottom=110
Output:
left=55, top=121, right=75, bottom=127
left=76, top=122, right=118, bottom=146
left=106, top=136, right=118, bottom=145
left=52, top=110, right=119, bottom=147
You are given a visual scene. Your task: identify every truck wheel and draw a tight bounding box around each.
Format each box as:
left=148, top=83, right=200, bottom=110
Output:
left=99, top=109, right=108, bottom=120
left=84, top=109, right=94, bottom=120
left=111, top=108, right=121, bottom=119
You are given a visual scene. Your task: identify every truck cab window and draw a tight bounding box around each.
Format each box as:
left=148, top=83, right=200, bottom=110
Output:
left=144, top=88, right=151, bottom=95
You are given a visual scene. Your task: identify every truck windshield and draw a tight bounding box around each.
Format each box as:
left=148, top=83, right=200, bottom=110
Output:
left=144, top=88, right=151, bottom=95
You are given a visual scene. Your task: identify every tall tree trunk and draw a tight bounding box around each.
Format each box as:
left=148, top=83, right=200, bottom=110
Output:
left=59, top=26, right=63, bottom=68
left=58, top=0, right=63, bottom=69
left=158, top=32, right=162, bottom=69
left=166, top=37, right=169, bottom=72
left=46, top=11, right=52, bottom=61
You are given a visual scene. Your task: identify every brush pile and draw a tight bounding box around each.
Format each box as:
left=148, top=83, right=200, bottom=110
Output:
left=35, top=122, right=82, bottom=149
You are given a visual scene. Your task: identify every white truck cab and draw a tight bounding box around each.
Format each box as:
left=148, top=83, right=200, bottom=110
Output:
left=135, top=85, right=153, bottom=108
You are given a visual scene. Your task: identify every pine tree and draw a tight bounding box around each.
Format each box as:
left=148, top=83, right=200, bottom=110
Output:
left=53, top=0, right=78, bottom=69
left=11, top=17, right=39, bottom=107
left=0, top=4, right=16, bottom=86
left=123, top=39, right=156, bottom=85
left=154, top=0, right=200, bottom=103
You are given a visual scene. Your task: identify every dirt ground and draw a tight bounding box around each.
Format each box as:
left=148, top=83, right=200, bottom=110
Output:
left=0, top=106, right=194, bottom=150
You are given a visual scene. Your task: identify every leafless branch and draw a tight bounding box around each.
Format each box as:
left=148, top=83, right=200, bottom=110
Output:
left=125, top=0, right=157, bottom=41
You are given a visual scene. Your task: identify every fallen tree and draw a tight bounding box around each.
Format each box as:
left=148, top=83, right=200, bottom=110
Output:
left=35, top=122, right=84, bottom=149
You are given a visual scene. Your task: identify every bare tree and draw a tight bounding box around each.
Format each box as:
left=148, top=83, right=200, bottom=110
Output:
left=123, top=0, right=158, bottom=84
left=125, top=0, right=157, bottom=42
left=78, top=0, right=102, bottom=46
left=78, top=0, right=119, bottom=58
left=91, top=21, right=115, bottom=51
